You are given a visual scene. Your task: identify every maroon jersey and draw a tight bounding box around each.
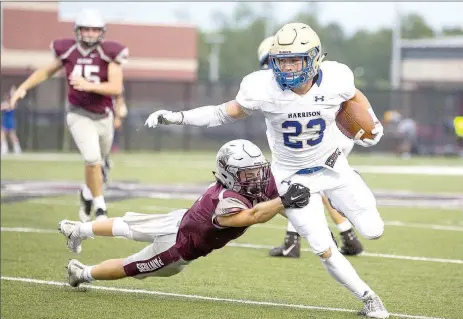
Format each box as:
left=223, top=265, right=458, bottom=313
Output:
left=51, top=39, right=128, bottom=114
left=175, top=173, right=279, bottom=261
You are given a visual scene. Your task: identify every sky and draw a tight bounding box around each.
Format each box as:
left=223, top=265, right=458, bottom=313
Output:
left=60, top=2, right=463, bottom=36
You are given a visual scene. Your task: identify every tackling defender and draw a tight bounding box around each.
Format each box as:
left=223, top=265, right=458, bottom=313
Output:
left=59, top=140, right=310, bottom=286
left=145, top=23, right=389, bottom=318
left=258, top=36, right=364, bottom=258
left=11, top=9, right=128, bottom=221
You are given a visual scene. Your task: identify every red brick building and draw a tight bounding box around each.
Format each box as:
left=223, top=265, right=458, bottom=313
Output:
left=1, top=1, right=198, bottom=109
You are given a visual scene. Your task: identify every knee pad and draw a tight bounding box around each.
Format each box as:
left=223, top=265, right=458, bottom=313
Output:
left=358, top=216, right=384, bottom=240
left=364, top=223, right=384, bottom=240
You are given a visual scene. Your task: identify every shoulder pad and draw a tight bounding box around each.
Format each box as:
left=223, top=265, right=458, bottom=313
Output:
left=214, top=190, right=251, bottom=217
left=236, top=70, right=273, bottom=113
left=100, top=41, right=129, bottom=64
left=320, top=60, right=355, bottom=100
left=51, top=38, right=76, bottom=59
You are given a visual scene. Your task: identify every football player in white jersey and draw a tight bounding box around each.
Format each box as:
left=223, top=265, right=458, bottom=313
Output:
left=258, top=36, right=364, bottom=258
left=145, top=23, right=388, bottom=318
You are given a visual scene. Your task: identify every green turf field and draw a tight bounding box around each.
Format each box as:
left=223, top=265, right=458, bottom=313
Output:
left=1, top=152, right=463, bottom=319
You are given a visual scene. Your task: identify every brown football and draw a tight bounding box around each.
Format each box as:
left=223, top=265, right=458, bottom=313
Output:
left=336, top=100, right=376, bottom=140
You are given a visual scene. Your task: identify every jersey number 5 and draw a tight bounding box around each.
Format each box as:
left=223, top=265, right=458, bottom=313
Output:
left=282, top=119, right=326, bottom=148
left=71, top=65, right=101, bottom=84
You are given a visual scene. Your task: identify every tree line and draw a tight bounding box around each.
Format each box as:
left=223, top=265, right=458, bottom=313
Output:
left=196, top=3, right=463, bottom=89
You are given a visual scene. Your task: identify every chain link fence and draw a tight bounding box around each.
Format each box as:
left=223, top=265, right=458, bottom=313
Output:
left=2, top=75, right=462, bottom=155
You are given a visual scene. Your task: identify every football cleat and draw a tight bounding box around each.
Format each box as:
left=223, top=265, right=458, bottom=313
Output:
left=79, top=190, right=92, bottom=223
left=58, top=220, right=83, bottom=254
left=95, top=208, right=108, bottom=220
left=269, top=231, right=301, bottom=258
left=339, top=229, right=364, bottom=256
left=359, top=292, right=389, bottom=318
left=66, top=259, right=89, bottom=288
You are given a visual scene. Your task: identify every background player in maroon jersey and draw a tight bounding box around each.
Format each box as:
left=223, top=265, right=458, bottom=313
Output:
left=58, top=139, right=310, bottom=287
left=10, top=9, right=128, bottom=221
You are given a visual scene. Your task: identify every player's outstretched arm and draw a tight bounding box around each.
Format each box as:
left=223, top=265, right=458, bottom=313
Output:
left=144, top=100, right=248, bottom=128
left=10, top=58, right=63, bottom=108
left=216, top=183, right=311, bottom=227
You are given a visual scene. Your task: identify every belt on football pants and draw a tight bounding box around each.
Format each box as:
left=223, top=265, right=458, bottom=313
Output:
left=295, top=166, right=324, bottom=175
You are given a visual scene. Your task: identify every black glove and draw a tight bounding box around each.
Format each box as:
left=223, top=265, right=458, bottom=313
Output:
left=280, top=183, right=311, bottom=209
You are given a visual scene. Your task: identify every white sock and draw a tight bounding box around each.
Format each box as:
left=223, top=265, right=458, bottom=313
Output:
left=13, top=142, right=22, bottom=154
left=93, top=195, right=107, bottom=211
left=82, top=265, right=95, bottom=282
left=112, top=217, right=133, bottom=239
left=82, top=185, right=93, bottom=201
left=336, top=220, right=353, bottom=233
left=1, top=142, right=8, bottom=155
left=79, top=222, right=94, bottom=238
left=320, top=247, right=372, bottom=300
left=286, top=221, right=297, bottom=233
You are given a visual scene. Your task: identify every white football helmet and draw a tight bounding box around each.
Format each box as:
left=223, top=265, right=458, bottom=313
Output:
left=74, top=9, right=106, bottom=47
left=215, top=139, right=271, bottom=199
left=269, top=22, right=325, bottom=90
left=257, top=36, right=274, bottom=69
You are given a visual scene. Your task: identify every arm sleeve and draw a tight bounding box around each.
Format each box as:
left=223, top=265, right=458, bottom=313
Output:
left=180, top=72, right=262, bottom=127
left=181, top=103, right=235, bottom=128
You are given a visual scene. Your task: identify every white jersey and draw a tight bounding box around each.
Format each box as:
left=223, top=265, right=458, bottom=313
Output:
left=236, top=61, right=355, bottom=174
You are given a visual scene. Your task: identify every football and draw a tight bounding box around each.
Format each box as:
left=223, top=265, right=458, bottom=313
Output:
left=336, top=100, right=376, bottom=140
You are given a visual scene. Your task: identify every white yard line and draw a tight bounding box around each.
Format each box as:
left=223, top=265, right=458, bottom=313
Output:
left=1, top=153, right=81, bottom=162
left=2, top=226, right=462, bottom=265
left=1, top=227, right=56, bottom=234
left=382, top=221, right=463, bottom=231
left=0, top=276, right=451, bottom=319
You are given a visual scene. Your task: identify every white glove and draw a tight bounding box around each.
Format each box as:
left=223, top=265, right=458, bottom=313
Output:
left=144, top=110, right=183, bottom=128
left=355, top=122, right=384, bottom=147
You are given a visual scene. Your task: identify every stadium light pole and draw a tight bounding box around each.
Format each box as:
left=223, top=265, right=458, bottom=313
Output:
left=206, top=34, right=225, bottom=83
left=390, top=3, right=402, bottom=90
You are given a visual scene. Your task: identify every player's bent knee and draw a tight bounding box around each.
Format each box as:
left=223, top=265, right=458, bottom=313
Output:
left=353, top=211, right=385, bottom=240
left=365, top=224, right=384, bottom=240
left=156, top=265, right=186, bottom=277
left=360, top=220, right=384, bottom=240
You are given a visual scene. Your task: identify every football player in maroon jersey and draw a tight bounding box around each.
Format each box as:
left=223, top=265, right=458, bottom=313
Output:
left=58, top=139, right=310, bottom=287
left=11, top=9, right=128, bottom=221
